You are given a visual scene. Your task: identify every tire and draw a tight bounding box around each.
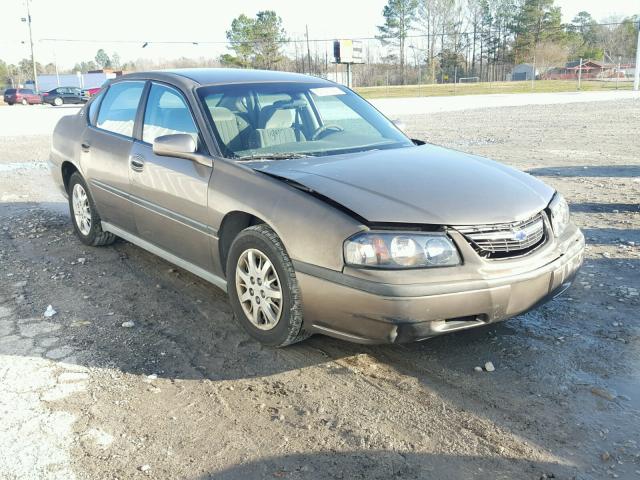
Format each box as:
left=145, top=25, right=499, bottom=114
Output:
left=226, top=224, right=310, bottom=347
left=53, top=97, right=63, bottom=106
left=67, top=172, right=116, bottom=247
left=21, top=99, right=27, bottom=105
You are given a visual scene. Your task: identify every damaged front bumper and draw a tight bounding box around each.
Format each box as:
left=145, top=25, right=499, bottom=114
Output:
left=295, top=224, right=585, bottom=344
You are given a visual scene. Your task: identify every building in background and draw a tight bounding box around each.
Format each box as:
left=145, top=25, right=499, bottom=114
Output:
left=28, top=69, right=125, bottom=92
left=545, top=60, right=634, bottom=80
left=509, top=63, right=539, bottom=81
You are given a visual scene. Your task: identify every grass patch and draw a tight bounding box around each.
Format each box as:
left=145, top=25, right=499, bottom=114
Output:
left=355, top=79, right=634, bottom=99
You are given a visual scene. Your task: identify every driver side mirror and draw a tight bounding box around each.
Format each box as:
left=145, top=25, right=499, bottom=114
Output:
left=153, top=134, right=212, bottom=167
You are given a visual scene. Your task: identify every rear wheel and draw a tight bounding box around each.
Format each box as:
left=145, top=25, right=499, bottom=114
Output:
left=226, top=224, right=309, bottom=347
left=53, top=97, right=63, bottom=106
left=68, top=172, right=116, bottom=246
left=21, top=98, right=27, bottom=105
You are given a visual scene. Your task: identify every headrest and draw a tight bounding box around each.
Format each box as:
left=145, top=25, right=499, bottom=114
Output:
left=209, top=106, right=236, bottom=122
left=272, top=99, right=307, bottom=109
left=219, top=95, right=249, bottom=113
left=262, top=108, right=294, bottom=129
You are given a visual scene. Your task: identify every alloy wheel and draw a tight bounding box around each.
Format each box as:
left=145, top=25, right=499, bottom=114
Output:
left=72, top=183, right=92, bottom=236
left=235, top=248, right=283, bottom=330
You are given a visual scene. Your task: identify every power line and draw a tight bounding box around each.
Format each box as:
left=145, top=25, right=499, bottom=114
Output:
left=36, top=20, right=635, bottom=47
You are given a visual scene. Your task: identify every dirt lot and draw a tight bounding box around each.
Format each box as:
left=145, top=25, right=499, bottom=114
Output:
left=0, top=98, right=639, bottom=480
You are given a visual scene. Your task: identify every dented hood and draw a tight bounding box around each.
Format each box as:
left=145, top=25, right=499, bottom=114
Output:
left=248, top=144, right=554, bottom=225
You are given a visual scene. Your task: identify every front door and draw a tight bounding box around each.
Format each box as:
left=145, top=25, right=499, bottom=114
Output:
left=128, top=82, right=214, bottom=270
left=81, top=80, right=146, bottom=234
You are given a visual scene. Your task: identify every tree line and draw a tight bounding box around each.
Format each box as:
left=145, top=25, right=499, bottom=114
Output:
left=220, top=1, right=637, bottom=85
left=369, top=0, right=637, bottom=84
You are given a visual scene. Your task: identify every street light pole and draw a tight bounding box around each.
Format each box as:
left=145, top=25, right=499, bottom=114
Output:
left=24, top=0, right=38, bottom=92
left=634, top=20, right=640, bottom=92
left=53, top=43, right=60, bottom=87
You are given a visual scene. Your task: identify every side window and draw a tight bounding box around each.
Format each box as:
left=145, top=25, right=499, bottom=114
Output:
left=96, top=82, right=145, bottom=137
left=142, top=84, right=198, bottom=145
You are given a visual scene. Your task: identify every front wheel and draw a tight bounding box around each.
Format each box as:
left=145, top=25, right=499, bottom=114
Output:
left=67, top=172, right=116, bottom=246
left=21, top=98, right=28, bottom=105
left=226, top=224, right=309, bottom=347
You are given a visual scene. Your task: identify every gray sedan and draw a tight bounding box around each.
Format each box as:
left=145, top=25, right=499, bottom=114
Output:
left=50, top=68, right=584, bottom=346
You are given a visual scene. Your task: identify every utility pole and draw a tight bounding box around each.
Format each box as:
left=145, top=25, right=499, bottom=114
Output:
left=305, top=25, right=312, bottom=74
left=531, top=54, right=536, bottom=90
left=634, top=20, right=640, bottom=91
left=578, top=57, right=582, bottom=90
left=24, top=0, right=38, bottom=92
left=454, top=66, right=458, bottom=94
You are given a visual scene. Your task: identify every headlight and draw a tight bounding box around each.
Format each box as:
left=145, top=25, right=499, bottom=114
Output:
left=548, top=193, right=570, bottom=237
left=344, top=232, right=461, bottom=269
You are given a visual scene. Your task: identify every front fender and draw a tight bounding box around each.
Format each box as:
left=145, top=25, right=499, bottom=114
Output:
left=208, top=159, right=365, bottom=274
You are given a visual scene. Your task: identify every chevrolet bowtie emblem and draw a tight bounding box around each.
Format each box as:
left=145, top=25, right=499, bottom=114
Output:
left=512, top=229, right=528, bottom=241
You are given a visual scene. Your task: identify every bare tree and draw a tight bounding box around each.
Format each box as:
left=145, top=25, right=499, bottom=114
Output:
left=534, top=41, right=568, bottom=77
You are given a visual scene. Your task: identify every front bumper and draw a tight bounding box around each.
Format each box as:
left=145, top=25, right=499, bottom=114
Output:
left=296, top=226, right=585, bottom=344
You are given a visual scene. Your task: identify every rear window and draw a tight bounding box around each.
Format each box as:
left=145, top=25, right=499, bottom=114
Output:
left=5, top=89, right=16, bottom=95
left=88, top=90, right=106, bottom=125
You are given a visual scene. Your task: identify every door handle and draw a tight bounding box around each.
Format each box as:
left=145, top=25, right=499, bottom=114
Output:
left=130, top=154, right=145, bottom=171
left=81, top=143, right=91, bottom=152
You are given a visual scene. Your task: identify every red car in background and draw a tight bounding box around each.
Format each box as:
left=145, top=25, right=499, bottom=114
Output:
left=3, top=88, right=42, bottom=105
left=81, top=87, right=102, bottom=101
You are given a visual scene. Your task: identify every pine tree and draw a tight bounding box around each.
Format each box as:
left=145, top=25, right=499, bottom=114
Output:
left=377, top=0, right=419, bottom=84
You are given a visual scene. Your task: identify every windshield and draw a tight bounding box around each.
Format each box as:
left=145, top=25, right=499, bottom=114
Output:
left=197, top=82, right=413, bottom=159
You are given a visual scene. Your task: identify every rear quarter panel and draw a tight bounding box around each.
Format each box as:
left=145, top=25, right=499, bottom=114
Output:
left=50, top=110, right=87, bottom=196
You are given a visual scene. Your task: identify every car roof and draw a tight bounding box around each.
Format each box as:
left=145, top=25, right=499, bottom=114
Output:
left=120, top=68, right=333, bottom=88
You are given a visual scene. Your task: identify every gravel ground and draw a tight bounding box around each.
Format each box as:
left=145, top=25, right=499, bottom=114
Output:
left=0, top=99, right=638, bottom=480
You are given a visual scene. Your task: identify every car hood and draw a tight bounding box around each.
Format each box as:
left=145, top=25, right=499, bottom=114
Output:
left=247, top=144, right=554, bottom=225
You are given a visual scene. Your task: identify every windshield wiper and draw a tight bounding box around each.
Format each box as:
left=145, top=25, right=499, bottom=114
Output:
left=235, top=152, right=311, bottom=161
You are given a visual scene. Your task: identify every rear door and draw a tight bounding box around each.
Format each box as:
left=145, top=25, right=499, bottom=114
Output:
left=70, top=87, right=83, bottom=103
left=58, top=87, right=75, bottom=103
left=81, top=81, right=146, bottom=234
left=128, top=82, right=214, bottom=270
left=22, top=89, right=36, bottom=103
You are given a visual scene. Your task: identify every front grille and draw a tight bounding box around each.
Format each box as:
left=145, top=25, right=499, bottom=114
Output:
left=456, top=213, right=546, bottom=259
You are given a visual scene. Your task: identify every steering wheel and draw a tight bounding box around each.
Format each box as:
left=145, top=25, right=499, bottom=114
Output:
left=311, top=124, right=344, bottom=141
